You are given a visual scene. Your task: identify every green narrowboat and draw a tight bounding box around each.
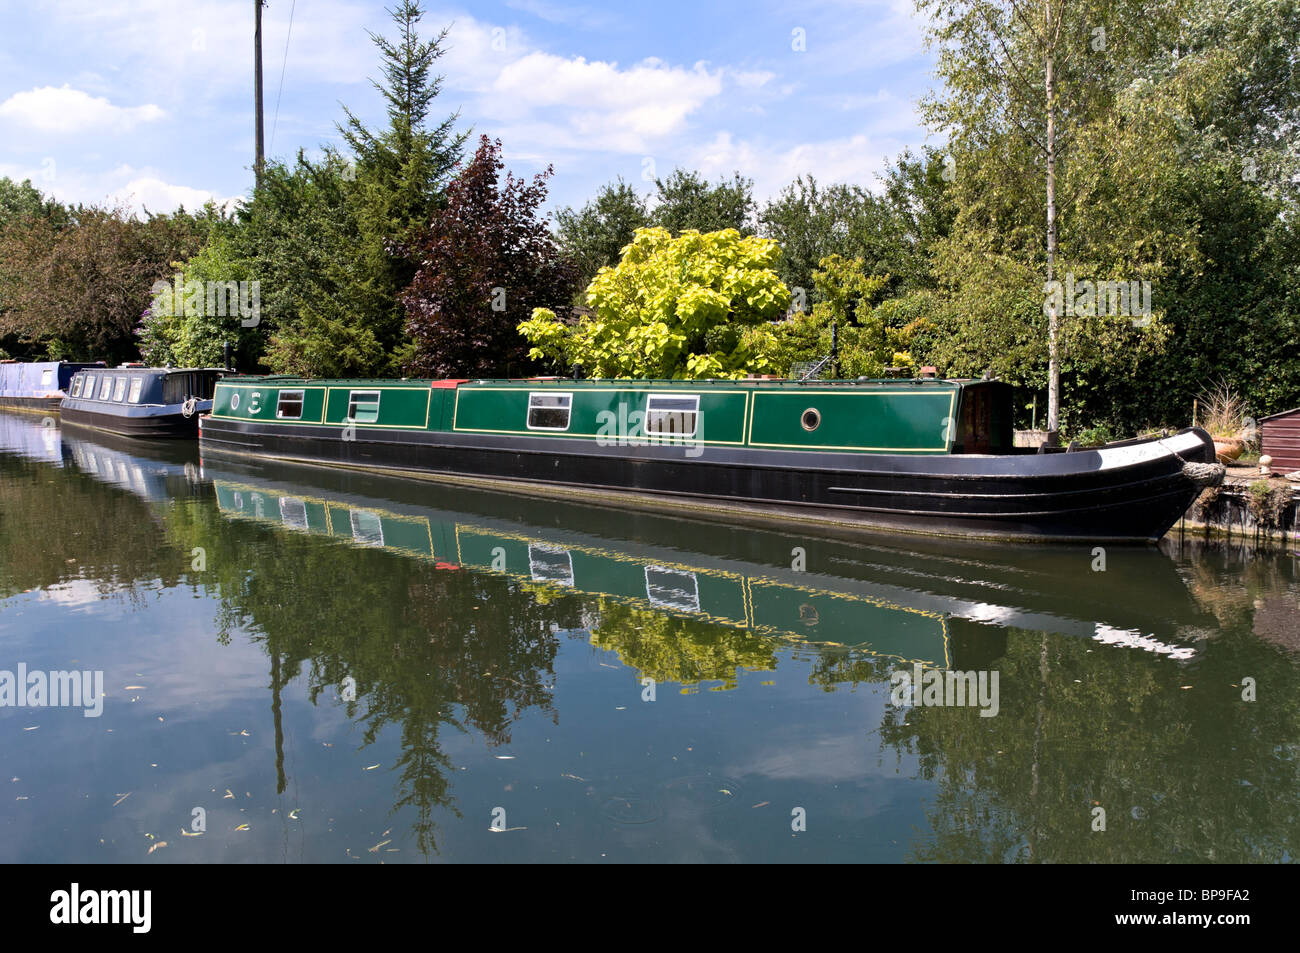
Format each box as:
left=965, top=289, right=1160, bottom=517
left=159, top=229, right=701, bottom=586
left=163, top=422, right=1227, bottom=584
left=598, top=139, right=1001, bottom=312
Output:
left=199, top=375, right=1221, bottom=543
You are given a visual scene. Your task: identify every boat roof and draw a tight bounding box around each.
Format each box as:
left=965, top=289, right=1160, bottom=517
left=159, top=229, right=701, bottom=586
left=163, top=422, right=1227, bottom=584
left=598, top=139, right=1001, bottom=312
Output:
left=77, top=366, right=228, bottom=374
left=219, top=375, right=990, bottom=389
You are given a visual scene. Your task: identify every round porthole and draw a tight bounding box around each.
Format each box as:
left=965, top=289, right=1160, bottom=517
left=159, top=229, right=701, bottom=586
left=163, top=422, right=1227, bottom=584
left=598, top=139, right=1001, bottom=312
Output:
left=230, top=392, right=240, bottom=410
left=801, top=407, right=821, bottom=432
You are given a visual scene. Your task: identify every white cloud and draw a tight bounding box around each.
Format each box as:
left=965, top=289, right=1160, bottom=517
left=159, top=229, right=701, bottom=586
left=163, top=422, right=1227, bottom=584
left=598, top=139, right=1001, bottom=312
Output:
left=0, top=86, right=165, bottom=134
left=480, top=53, right=723, bottom=151
left=116, top=176, right=236, bottom=214
left=38, top=0, right=378, bottom=94
left=684, top=130, right=904, bottom=203
left=730, top=69, right=776, bottom=89
left=0, top=159, right=239, bottom=216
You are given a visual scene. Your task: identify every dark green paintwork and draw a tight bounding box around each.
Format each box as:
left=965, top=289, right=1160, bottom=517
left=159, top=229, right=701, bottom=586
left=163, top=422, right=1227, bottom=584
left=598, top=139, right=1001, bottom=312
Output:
left=211, top=377, right=974, bottom=454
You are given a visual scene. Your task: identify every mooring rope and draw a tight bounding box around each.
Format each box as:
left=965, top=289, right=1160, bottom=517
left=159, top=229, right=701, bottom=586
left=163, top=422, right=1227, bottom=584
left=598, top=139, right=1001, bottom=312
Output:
left=1155, top=436, right=1225, bottom=487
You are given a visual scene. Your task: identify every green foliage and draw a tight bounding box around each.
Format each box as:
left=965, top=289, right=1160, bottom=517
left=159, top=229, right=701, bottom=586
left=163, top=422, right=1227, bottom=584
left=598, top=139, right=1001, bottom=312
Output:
left=254, top=153, right=397, bottom=377
left=1068, top=423, right=1115, bottom=447
left=137, top=230, right=256, bottom=368
left=336, top=0, right=467, bottom=244
left=650, top=169, right=756, bottom=236
left=520, top=226, right=790, bottom=379
left=0, top=177, right=66, bottom=229
left=758, top=157, right=952, bottom=302
left=746, top=255, right=909, bottom=379
left=554, top=178, right=649, bottom=291
left=903, top=0, right=1300, bottom=433
left=0, top=200, right=215, bottom=364
left=588, top=601, right=777, bottom=692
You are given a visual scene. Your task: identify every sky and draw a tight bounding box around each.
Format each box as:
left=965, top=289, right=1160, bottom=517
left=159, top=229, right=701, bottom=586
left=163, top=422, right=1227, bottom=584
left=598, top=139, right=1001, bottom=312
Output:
left=0, top=0, right=941, bottom=217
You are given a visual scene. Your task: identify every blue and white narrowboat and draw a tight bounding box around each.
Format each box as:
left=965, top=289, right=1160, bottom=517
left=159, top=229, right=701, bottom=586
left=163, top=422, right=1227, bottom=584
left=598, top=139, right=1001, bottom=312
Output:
left=61, top=366, right=226, bottom=438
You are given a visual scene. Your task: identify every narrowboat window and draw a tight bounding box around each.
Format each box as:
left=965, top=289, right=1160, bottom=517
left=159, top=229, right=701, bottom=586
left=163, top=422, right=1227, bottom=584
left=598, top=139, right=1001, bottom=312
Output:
left=350, top=510, right=384, bottom=547
left=40, top=369, right=54, bottom=387
left=111, top=376, right=126, bottom=401
left=645, top=395, right=699, bottom=437
left=98, top=376, right=114, bottom=400
left=528, top=545, right=574, bottom=586
left=526, top=392, right=572, bottom=430
left=276, top=389, right=305, bottom=419
left=801, top=407, right=821, bottom=431
left=230, top=392, right=241, bottom=411
left=279, top=497, right=309, bottom=530
left=70, top=376, right=82, bottom=398
left=645, top=566, right=701, bottom=613
left=347, top=390, right=381, bottom=424
left=128, top=377, right=143, bottom=403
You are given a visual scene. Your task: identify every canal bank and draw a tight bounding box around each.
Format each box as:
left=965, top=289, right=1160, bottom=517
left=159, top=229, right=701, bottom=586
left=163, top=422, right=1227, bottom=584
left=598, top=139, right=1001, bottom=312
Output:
left=1178, top=465, right=1299, bottom=544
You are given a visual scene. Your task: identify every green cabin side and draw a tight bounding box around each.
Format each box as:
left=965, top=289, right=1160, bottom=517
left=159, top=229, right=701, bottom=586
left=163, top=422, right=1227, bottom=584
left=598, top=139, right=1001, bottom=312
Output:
left=209, top=377, right=1013, bottom=455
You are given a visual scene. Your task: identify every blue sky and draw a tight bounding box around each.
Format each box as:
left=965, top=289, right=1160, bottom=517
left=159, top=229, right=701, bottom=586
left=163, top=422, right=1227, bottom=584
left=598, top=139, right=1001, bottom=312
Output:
left=0, top=0, right=940, bottom=216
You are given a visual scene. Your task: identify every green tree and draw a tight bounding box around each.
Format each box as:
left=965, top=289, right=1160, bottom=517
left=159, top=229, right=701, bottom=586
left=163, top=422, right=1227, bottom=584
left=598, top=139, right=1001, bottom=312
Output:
left=554, top=178, right=649, bottom=291
left=650, top=169, right=756, bottom=236
left=337, top=0, right=467, bottom=243
left=746, top=255, right=907, bottom=379
left=520, top=226, right=790, bottom=379
left=0, top=202, right=214, bottom=363
left=0, top=177, right=65, bottom=228
left=253, top=0, right=466, bottom=376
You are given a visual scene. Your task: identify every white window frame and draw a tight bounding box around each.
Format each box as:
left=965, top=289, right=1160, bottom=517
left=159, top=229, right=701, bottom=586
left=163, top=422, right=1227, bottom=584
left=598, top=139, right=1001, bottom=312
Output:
left=528, top=544, right=574, bottom=587
left=98, top=376, right=114, bottom=400
left=645, top=565, right=701, bottom=613
left=350, top=509, right=385, bottom=547
left=347, top=389, right=381, bottom=424
left=645, top=394, right=700, bottom=438
left=69, top=376, right=82, bottom=398
left=40, top=369, right=54, bottom=387
left=112, top=376, right=127, bottom=402
left=526, top=391, right=573, bottom=431
left=128, top=377, right=143, bottom=403
left=276, top=389, right=305, bottom=419
left=279, top=497, right=309, bottom=531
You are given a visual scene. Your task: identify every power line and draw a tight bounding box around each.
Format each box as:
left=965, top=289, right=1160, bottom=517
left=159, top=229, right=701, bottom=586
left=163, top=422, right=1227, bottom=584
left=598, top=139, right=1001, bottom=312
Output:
left=269, top=0, right=297, bottom=157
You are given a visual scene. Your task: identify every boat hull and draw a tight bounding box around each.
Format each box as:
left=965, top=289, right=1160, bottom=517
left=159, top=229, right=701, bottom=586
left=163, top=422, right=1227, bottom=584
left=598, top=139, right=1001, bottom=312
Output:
left=198, top=416, right=1218, bottom=543
left=0, top=396, right=63, bottom=414
left=61, top=405, right=202, bottom=438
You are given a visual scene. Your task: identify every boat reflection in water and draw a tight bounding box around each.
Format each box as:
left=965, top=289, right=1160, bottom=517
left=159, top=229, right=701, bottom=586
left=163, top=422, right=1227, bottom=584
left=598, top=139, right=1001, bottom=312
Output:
left=4, top=410, right=1295, bottom=864
left=202, top=452, right=1215, bottom=678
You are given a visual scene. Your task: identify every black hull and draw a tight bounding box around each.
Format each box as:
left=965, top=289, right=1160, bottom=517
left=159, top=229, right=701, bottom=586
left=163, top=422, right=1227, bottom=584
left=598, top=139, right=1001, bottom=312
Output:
left=61, top=406, right=200, bottom=439
left=0, top=396, right=62, bottom=414
left=198, top=417, right=1218, bottom=543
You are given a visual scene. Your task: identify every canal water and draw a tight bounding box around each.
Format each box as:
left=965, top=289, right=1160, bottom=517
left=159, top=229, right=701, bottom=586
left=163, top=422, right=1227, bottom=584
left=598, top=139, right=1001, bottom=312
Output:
left=0, top=411, right=1296, bottom=863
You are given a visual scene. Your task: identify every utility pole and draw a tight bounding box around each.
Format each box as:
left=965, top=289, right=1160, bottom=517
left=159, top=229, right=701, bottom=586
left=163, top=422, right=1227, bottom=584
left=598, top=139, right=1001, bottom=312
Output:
left=254, top=0, right=265, bottom=189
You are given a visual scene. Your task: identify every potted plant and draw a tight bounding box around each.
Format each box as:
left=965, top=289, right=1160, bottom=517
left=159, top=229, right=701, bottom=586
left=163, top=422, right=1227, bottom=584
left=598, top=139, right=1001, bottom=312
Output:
left=1197, top=380, right=1249, bottom=463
